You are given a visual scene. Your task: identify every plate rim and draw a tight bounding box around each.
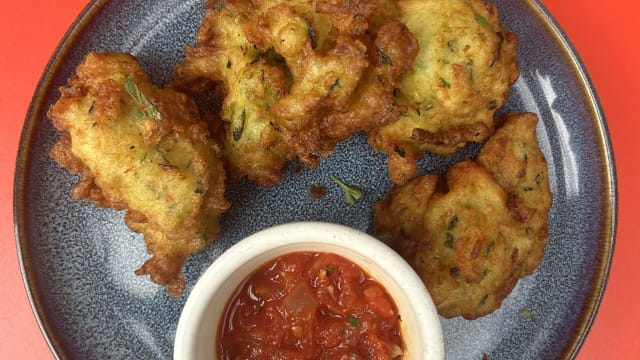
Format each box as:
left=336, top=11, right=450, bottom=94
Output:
left=13, top=0, right=617, bottom=359
left=528, top=0, right=618, bottom=358
left=14, top=1, right=108, bottom=358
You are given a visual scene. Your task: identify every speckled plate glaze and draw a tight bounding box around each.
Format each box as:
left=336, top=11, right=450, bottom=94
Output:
left=14, top=0, right=616, bottom=359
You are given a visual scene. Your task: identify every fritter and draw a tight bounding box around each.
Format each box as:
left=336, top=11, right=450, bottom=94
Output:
left=368, top=0, right=520, bottom=185
left=373, top=113, right=551, bottom=319
left=318, top=19, right=419, bottom=153
left=269, top=29, right=370, bottom=165
left=173, top=0, right=290, bottom=186
left=173, top=0, right=417, bottom=182
left=48, top=52, right=230, bottom=298
left=477, top=112, right=552, bottom=271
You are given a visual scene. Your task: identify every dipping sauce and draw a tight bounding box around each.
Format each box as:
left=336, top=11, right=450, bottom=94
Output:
left=217, top=252, right=404, bottom=359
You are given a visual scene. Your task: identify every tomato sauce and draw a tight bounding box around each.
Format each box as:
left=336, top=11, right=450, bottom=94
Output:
left=217, top=252, right=404, bottom=359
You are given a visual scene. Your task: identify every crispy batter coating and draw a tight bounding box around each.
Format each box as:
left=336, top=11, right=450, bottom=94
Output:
left=318, top=19, right=419, bottom=153
left=368, top=0, right=520, bottom=184
left=173, top=0, right=290, bottom=186
left=173, top=0, right=417, bottom=183
left=48, top=52, right=230, bottom=298
left=270, top=31, right=370, bottom=164
left=373, top=113, right=551, bottom=319
left=477, top=112, right=552, bottom=271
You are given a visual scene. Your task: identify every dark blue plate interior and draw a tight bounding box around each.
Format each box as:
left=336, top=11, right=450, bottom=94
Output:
left=15, top=0, right=616, bottom=359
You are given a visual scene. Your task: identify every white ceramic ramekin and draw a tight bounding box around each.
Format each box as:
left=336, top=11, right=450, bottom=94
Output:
left=174, top=222, right=444, bottom=360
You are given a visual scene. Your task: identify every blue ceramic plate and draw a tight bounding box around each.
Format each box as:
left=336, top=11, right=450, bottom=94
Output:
left=15, top=0, right=616, bottom=359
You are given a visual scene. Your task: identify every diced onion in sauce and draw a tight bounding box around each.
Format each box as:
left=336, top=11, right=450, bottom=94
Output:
left=217, top=252, right=405, bottom=360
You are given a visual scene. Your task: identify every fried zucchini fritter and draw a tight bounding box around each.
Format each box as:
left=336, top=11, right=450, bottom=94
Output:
left=174, top=0, right=416, bottom=182
left=173, top=1, right=290, bottom=186
left=373, top=113, right=551, bottom=319
left=318, top=19, right=419, bottom=153
left=270, top=31, right=370, bottom=165
left=48, top=52, right=230, bottom=298
left=477, top=112, right=552, bottom=271
left=368, top=0, right=520, bottom=184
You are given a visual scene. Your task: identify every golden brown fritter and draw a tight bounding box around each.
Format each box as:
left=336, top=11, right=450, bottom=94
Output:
left=173, top=0, right=417, bottom=182
left=262, top=1, right=418, bottom=159
left=173, top=0, right=290, bottom=186
left=368, top=0, right=520, bottom=185
left=373, top=113, right=551, bottom=319
left=317, top=19, right=419, bottom=153
left=477, top=112, right=552, bottom=271
left=48, top=52, right=230, bottom=298
left=269, top=31, right=370, bottom=165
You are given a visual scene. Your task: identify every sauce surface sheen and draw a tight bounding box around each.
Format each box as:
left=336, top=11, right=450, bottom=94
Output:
left=218, top=251, right=404, bottom=359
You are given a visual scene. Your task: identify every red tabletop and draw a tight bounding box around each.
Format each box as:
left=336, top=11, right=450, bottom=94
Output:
left=1, top=1, right=638, bottom=358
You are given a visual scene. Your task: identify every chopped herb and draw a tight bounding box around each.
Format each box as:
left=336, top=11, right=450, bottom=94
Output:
left=305, top=18, right=317, bottom=49
left=194, top=178, right=205, bottom=195
left=479, top=294, right=489, bottom=306
left=440, top=77, right=451, bottom=89
left=346, top=316, right=361, bottom=327
left=523, top=186, right=534, bottom=192
left=448, top=215, right=459, bottom=230
left=233, top=110, right=246, bottom=141
left=124, top=75, right=162, bottom=121
left=329, top=78, right=340, bottom=91
left=521, top=308, right=536, bottom=321
left=444, top=233, right=454, bottom=248
left=226, top=60, right=232, bottom=69
left=475, top=14, right=488, bottom=26
left=447, top=39, right=457, bottom=52
left=331, top=176, right=363, bottom=206
left=376, top=47, right=393, bottom=65
left=88, top=100, right=96, bottom=114
left=325, top=264, right=335, bottom=275
left=481, top=268, right=491, bottom=279
left=485, top=240, right=496, bottom=255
